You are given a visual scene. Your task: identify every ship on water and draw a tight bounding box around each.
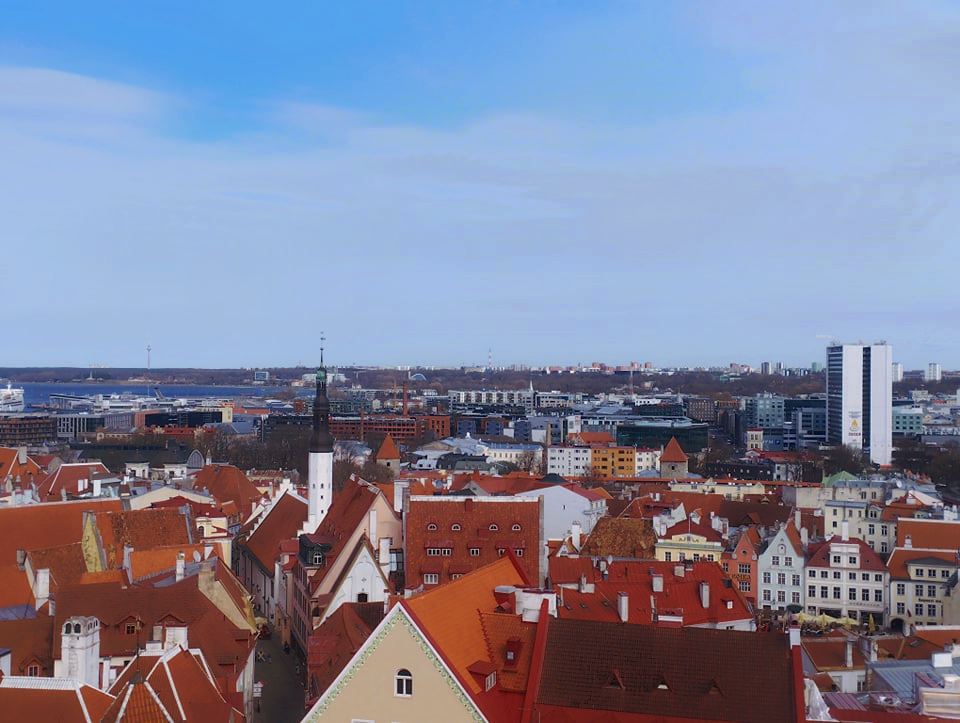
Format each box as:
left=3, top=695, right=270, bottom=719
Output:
left=1, top=383, right=25, bottom=412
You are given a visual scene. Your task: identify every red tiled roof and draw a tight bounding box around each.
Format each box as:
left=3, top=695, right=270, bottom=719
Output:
left=306, top=602, right=384, bottom=701
left=896, top=518, right=960, bottom=550
left=886, top=548, right=958, bottom=579
left=404, top=496, right=542, bottom=588
left=0, top=616, right=55, bottom=677
left=0, top=679, right=114, bottom=723
left=807, top=536, right=887, bottom=571
left=660, top=436, right=688, bottom=463
left=95, top=508, right=196, bottom=569
left=0, top=498, right=122, bottom=565
left=580, top=517, right=656, bottom=559
left=190, top=464, right=263, bottom=517
left=37, top=462, right=111, bottom=501
left=0, top=447, right=43, bottom=486
left=535, top=618, right=799, bottom=722
left=243, top=490, right=307, bottom=570
left=663, top=518, right=724, bottom=543
left=27, top=542, right=88, bottom=590
left=375, top=433, right=400, bottom=461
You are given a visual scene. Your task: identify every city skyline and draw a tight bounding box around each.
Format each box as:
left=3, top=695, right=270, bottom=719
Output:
left=4, top=2, right=960, bottom=369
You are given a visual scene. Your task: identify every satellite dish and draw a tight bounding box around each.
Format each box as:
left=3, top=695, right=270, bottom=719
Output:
left=193, top=551, right=201, bottom=562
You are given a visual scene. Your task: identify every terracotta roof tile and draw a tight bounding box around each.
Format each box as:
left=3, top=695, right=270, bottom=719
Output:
left=580, top=517, right=656, bottom=559
left=897, top=518, right=960, bottom=549
left=405, top=556, right=528, bottom=696
left=659, top=436, right=688, bottom=463
left=536, top=618, right=798, bottom=722
left=190, top=464, right=263, bottom=517
left=243, top=491, right=307, bottom=570
left=306, top=602, right=384, bottom=701
left=375, top=433, right=401, bottom=461
left=27, top=542, right=88, bottom=590
left=95, top=508, right=196, bottom=569
left=0, top=563, right=33, bottom=608
left=0, top=616, right=55, bottom=677
left=37, top=462, right=111, bottom=501
left=0, top=679, right=114, bottom=723
left=0, top=498, right=122, bottom=565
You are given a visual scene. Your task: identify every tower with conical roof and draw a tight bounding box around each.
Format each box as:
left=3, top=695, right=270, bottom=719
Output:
left=306, top=343, right=335, bottom=531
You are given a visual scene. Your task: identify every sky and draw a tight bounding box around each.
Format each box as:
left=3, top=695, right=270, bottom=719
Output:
left=2, top=1, right=960, bottom=371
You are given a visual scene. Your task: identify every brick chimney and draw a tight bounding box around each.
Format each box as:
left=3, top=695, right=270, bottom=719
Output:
left=617, top=591, right=629, bottom=622
left=699, top=581, right=710, bottom=609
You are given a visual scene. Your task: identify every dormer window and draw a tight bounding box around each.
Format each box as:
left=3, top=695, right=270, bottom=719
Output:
left=512, top=524, right=521, bottom=531
left=427, top=523, right=437, bottom=531
left=451, top=523, right=461, bottom=531
left=489, top=524, right=498, bottom=531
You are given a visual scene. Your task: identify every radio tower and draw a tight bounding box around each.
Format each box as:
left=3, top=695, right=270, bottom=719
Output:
left=147, top=345, right=151, bottom=371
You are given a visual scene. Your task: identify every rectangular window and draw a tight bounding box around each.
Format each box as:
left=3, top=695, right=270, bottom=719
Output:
left=515, top=549, right=524, bottom=557
left=917, top=569, right=925, bottom=577
left=762, top=589, right=771, bottom=602
left=917, top=584, right=924, bottom=596
left=897, top=602, right=905, bottom=614
left=785, top=556, right=793, bottom=567
left=929, top=585, right=937, bottom=598
left=664, top=552, right=672, bottom=561
left=809, top=585, right=817, bottom=598
left=861, top=589, right=869, bottom=601
left=875, top=589, right=883, bottom=603
left=739, top=581, right=750, bottom=592
left=470, top=548, right=480, bottom=556
left=808, top=569, right=816, bottom=578
left=929, top=569, right=938, bottom=578
left=848, top=557, right=857, bottom=565
left=916, top=603, right=924, bottom=616
left=875, top=574, right=883, bottom=582
left=792, top=591, right=801, bottom=604
left=861, top=573, right=870, bottom=581
left=849, top=588, right=857, bottom=601
left=777, top=590, right=786, bottom=603
left=848, top=572, right=857, bottom=580
left=777, top=573, right=786, bottom=586
left=896, top=583, right=905, bottom=595
left=833, top=571, right=841, bottom=580
left=26, top=664, right=39, bottom=677
left=943, top=570, right=951, bottom=578
left=693, top=553, right=701, bottom=562
left=929, top=604, right=938, bottom=618
left=792, top=574, right=801, bottom=587
left=833, top=587, right=841, bottom=600
left=442, top=548, right=451, bottom=556
left=772, top=556, right=780, bottom=566
left=762, top=572, right=771, bottom=584
left=821, top=586, right=828, bottom=598
left=832, top=555, right=841, bottom=564
left=738, top=563, right=751, bottom=575
left=426, top=548, right=441, bottom=556
left=423, top=573, right=439, bottom=585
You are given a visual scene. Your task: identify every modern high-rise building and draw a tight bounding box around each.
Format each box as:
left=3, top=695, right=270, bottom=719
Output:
left=925, top=363, right=942, bottom=382
left=826, top=343, right=893, bottom=466
left=891, top=362, right=904, bottom=383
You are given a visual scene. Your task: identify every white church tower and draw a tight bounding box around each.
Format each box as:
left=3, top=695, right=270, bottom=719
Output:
left=56, top=615, right=101, bottom=688
left=305, top=351, right=335, bottom=533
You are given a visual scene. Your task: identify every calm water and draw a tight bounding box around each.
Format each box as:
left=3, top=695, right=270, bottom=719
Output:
left=17, top=382, right=286, bottom=410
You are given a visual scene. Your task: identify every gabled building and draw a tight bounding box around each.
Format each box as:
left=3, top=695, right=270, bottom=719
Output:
left=887, top=547, right=958, bottom=631
left=514, top=482, right=606, bottom=539
left=658, top=436, right=689, bottom=478
left=805, top=523, right=889, bottom=626
left=656, top=517, right=724, bottom=565
left=403, top=495, right=543, bottom=591
left=757, top=520, right=806, bottom=614
left=0, top=676, right=113, bottom=722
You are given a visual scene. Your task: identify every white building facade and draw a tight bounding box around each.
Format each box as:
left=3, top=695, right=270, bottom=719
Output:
left=826, top=343, right=893, bottom=466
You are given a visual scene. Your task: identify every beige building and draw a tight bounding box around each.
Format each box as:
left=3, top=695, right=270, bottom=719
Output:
left=302, top=603, right=486, bottom=722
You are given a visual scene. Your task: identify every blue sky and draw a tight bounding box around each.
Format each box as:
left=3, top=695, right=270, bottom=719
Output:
left=2, top=1, right=960, bottom=370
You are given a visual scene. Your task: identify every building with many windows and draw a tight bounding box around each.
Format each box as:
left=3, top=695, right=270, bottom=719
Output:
left=757, top=522, right=806, bottom=613
left=826, top=342, right=893, bottom=466
left=887, top=546, right=957, bottom=631
left=805, top=522, right=889, bottom=626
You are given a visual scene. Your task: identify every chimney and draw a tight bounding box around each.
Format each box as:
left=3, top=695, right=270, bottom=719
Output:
left=905, top=534, right=913, bottom=549
left=176, top=551, right=185, bottom=582
left=571, top=521, right=582, bottom=550
left=789, top=626, right=801, bottom=648
left=617, top=591, right=629, bottom=622
left=92, top=477, right=101, bottom=497
left=651, top=573, right=664, bottom=593
left=699, top=581, right=710, bottom=609
left=794, top=509, right=801, bottom=531
left=17, top=447, right=26, bottom=465
left=674, top=564, right=685, bottom=578
left=393, top=479, right=408, bottom=514
left=122, top=545, right=133, bottom=575
left=34, top=568, right=50, bottom=609
left=845, top=639, right=854, bottom=668
left=203, top=540, right=213, bottom=559
left=841, top=519, right=849, bottom=542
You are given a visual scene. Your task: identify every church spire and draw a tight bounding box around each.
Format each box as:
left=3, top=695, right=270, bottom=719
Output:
left=310, top=340, right=334, bottom=454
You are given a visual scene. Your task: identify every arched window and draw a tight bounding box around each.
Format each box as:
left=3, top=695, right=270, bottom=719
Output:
left=489, top=524, right=498, bottom=531
left=512, top=524, right=521, bottom=531
left=451, top=523, right=461, bottom=531
left=427, top=523, right=437, bottom=531
left=73, top=623, right=81, bottom=634
left=64, top=623, right=71, bottom=634
left=395, top=668, right=413, bottom=697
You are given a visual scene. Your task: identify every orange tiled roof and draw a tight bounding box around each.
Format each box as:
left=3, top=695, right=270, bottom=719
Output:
left=191, top=464, right=263, bottom=516
left=404, top=556, right=528, bottom=697
left=896, top=518, right=960, bottom=549
left=27, top=542, right=88, bottom=590
left=659, top=436, right=688, bottom=463
left=886, top=547, right=958, bottom=579
left=95, top=508, right=196, bottom=569
left=0, top=679, right=114, bottom=722
left=0, top=563, right=32, bottom=607
left=0, top=615, right=55, bottom=677
left=0, top=447, right=43, bottom=486
left=36, top=462, right=111, bottom=501
left=375, top=433, right=401, bottom=461
left=0, top=498, right=122, bottom=565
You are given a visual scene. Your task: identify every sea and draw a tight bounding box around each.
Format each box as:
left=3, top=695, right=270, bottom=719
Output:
left=16, top=382, right=291, bottom=411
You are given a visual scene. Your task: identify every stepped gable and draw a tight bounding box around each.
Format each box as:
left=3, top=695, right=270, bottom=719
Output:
left=243, top=490, right=307, bottom=570
left=535, top=618, right=797, bottom=722
left=0, top=677, right=114, bottom=723
left=190, top=464, right=262, bottom=517
left=660, top=436, right=688, bottom=463
left=0, top=498, right=122, bottom=564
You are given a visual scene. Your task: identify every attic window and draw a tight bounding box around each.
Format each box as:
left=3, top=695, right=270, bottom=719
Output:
left=655, top=675, right=671, bottom=691
left=512, top=524, right=521, bottom=531
left=489, top=524, right=498, bottom=531
left=395, top=668, right=413, bottom=697
left=125, top=623, right=138, bottom=635
left=708, top=679, right=724, bottom=696
left=27, top=664, right=40, bottom=677
left=427, top=523, right=438, bottom=531
left=604, top=669, right=626, bottom=690
left=451, top=523, right=461, bottom=531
